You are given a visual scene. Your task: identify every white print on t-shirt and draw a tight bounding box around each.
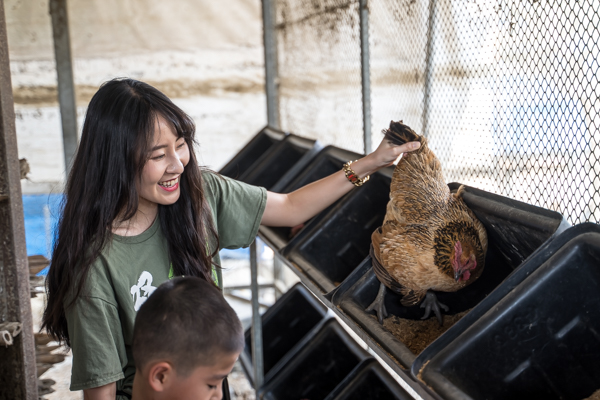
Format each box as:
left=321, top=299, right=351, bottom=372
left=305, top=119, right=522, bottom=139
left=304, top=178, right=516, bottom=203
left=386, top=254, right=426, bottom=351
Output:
left=130, top=271, right=157, bottom=311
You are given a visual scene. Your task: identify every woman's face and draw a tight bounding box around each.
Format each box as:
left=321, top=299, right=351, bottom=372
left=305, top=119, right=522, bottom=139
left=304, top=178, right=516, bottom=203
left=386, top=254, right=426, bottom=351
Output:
left=138, top=116, right=190, bottom=209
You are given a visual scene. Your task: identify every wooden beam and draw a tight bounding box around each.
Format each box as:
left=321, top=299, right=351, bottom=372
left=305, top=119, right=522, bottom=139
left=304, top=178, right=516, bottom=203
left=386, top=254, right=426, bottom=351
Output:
left=0, top=0, right=39, bottom=398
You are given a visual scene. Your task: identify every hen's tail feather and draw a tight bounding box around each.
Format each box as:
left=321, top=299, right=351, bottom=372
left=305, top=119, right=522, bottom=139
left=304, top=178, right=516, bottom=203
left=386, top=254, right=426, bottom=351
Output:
left=383, top=120, right=422, bottom=146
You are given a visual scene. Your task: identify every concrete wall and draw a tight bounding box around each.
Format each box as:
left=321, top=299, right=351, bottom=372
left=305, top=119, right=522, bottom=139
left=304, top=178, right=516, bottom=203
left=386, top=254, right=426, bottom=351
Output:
left=7, top=0, right=268, bottom=193
left=6, top=0, right=263, bottom=60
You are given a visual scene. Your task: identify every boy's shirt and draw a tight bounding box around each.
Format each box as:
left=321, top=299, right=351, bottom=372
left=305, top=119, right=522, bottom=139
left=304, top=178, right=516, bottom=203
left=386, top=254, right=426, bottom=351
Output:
left=65, top=173, right=267, bottom=396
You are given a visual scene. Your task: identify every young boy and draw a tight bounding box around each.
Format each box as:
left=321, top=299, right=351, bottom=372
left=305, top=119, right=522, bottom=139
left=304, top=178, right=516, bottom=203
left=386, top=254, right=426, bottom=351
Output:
left=131, top=277, right=243, bottom=400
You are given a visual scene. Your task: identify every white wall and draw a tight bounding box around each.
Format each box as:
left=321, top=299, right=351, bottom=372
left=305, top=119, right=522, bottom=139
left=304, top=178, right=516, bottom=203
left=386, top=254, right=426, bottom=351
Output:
left=7, top=0, right=268, bottom=193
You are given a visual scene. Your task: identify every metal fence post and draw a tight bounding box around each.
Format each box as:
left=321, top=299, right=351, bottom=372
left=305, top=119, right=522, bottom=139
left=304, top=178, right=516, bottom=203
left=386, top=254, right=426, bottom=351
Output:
left=252, top=0, right=277, bottom=390
left=359, top=0, right=372, bottom=155
left=0, top=1, right=38, bottom=398
left=272, top=255, right=282, bottom=300
left=249, top=240, right=264, bottom=389
left=421, top=0, right=437, bottom=138
left=49, top=0, right=78, bottom=178
left=262, top=0, right=280, bottom=129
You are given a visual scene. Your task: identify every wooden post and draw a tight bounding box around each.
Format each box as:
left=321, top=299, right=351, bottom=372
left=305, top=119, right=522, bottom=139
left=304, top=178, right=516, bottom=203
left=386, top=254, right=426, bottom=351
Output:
left=0, top=0, right=38, bottom=398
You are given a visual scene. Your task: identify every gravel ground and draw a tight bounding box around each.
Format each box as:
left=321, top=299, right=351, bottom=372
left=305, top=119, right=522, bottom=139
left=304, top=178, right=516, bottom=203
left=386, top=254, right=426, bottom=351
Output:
left=228, top=363, right=256, bottom=400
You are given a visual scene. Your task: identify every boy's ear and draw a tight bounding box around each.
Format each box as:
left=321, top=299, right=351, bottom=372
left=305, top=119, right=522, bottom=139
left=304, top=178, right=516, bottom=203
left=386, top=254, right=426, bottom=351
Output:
left=148, top=361, right=175, bottom=392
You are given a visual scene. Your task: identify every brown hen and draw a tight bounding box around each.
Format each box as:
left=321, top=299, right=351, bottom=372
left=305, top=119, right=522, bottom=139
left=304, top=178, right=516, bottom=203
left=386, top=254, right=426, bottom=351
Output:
left=367, top=121, right=488, bottom=325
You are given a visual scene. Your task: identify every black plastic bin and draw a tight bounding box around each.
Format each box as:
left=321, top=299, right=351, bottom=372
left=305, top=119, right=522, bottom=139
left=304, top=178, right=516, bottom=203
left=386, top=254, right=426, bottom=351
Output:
left=324, top=359, right=413, bottom=400
left=418, top=223, right=600, bottom=400
left=259, top=145, right=363, bottom=251
left=219, top=126, right=286, bottom=180
left=241, top=133, right=322, bottom=190
left=334, top=183, right=570, bottom=369
left=257, top=319, right=372, bottom=400
left=240, top=283, right=329, bottom=387
left=280, top=165, right=393, bottom=295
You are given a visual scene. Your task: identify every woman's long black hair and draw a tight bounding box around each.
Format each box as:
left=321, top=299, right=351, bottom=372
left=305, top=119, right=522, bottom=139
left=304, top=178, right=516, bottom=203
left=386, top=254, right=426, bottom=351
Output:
left=42, top=78, right=219, bottom=346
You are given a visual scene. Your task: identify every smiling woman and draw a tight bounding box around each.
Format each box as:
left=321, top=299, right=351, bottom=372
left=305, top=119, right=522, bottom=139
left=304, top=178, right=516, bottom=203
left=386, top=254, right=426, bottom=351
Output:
left=42, top=79, right=227, bottom=399
left=41, top=78, right=420, bottom=400
left=113, top=117, right=191, bottom=237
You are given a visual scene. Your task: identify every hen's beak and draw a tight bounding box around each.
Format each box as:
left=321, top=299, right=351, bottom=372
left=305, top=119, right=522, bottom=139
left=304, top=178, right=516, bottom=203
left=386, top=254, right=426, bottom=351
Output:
left=454, top=270, right=461, bottom=282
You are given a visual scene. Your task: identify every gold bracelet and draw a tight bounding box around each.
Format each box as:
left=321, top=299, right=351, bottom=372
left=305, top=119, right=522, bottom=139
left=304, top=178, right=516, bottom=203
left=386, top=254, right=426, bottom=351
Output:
left=343, top=161, right=370, bottom=187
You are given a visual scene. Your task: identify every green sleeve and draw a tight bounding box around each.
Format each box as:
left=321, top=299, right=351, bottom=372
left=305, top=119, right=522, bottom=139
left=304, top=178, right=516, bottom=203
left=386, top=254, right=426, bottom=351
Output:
left=203, top=172, right=267, bottom=250
left=66, top=261, right=127, bottom=391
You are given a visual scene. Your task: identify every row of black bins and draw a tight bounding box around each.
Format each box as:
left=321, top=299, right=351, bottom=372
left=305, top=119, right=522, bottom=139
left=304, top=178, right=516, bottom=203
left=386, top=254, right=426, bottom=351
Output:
left=221, top=126, right=600, bottom=400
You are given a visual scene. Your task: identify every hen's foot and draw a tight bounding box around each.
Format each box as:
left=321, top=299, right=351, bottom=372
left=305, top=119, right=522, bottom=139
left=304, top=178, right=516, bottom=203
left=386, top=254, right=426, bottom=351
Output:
left=420, top=291, right=449, bottom=326
left=366, top=282, right=388, bottom=325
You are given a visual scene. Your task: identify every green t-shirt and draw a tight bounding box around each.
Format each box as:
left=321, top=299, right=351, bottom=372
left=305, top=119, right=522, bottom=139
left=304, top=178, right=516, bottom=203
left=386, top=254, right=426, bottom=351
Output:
left=65, top=172, right=267, bottom=396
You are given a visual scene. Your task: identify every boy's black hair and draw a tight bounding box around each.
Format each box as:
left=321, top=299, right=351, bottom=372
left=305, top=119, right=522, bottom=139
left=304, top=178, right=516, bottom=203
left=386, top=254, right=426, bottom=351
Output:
left=132, top=277, right=243, bottom=375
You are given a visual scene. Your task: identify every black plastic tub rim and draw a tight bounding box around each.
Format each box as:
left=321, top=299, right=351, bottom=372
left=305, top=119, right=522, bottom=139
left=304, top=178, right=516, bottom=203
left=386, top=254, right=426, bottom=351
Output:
left=279, top=166, right=394, bottom=295
left=410, top=220, right=580, bottom=381
left=412, top=223, right=600, bottom=399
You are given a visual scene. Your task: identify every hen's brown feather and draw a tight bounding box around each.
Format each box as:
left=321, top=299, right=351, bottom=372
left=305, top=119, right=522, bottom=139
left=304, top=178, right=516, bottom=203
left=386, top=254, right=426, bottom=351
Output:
left=372, top=121, right=488, bottom=306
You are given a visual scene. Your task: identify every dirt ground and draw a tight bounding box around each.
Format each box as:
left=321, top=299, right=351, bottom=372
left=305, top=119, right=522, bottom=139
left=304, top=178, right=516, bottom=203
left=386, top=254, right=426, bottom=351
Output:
left=585, top=389, right=600, bottom=400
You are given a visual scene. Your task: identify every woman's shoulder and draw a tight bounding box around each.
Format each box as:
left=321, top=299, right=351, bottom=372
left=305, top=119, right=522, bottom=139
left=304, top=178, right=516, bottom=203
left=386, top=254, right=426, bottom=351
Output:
left=201, top=170, right=244, bottom=202
left=200, top=169, right=221, bottom=191
left=201, top=169, right=265, bottom=197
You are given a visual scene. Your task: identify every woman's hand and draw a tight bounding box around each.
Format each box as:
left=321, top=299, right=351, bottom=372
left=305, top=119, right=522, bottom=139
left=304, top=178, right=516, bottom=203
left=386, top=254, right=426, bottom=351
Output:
left=261, top=137, right=421, bottom=228
left=350, top=138, right=421, bottom=178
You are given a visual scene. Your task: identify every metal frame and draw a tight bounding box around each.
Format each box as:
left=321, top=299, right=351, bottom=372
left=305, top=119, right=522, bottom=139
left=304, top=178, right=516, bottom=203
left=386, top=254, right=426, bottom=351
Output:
left=249, top=241, right=264, bottom=387
left=0, top=1, right=38, bottom=398
left=249, top=0, right=281, bottom=392
left=359, top=0, right=372, bottom=155
left=262, top=0, right=280, bottom=129
left=249, top=0, right=430, bottom=397
left=421, top=0, right=437, bottom=138
left=49, top=0, right=78, bottom=178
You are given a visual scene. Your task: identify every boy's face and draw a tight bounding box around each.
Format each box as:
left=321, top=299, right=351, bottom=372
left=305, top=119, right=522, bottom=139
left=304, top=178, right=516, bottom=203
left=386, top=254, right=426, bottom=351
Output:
left=168, top=352, right=239, bottom=400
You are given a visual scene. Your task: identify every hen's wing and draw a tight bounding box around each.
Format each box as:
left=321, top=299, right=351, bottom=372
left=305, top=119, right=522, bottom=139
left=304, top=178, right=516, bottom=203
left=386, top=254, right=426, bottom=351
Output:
left=371, top=227, right=407, bottom=297
left=373, top=221, right=436, bottom=306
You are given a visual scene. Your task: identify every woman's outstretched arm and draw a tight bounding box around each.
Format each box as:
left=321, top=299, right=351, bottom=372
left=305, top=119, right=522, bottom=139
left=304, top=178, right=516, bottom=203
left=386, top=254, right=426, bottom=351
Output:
left=261, top=138, right=420, bottom=227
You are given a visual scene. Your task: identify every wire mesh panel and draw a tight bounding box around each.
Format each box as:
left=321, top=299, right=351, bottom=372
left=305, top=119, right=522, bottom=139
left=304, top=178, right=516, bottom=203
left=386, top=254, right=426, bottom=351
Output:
left=276, top=0, right=365, bottom=153
left=369, top=0, right=429, bottom=151
left=273, top=0, right=600, bottom=224
left=369, top=0, right=600, bottom=224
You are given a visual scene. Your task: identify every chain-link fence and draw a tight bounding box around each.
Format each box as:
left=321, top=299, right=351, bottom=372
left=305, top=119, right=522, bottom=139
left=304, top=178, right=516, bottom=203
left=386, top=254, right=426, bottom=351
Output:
left=272, top=0, right=600, bottom=225
left=275, top=0, right=365, bottom=153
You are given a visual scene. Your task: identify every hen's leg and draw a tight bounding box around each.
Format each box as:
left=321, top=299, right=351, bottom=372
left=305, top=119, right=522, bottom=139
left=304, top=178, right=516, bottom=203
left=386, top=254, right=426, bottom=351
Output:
left=366, top=282, right=388, bottom=325
left=420, top=291, right=449, bottom=326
